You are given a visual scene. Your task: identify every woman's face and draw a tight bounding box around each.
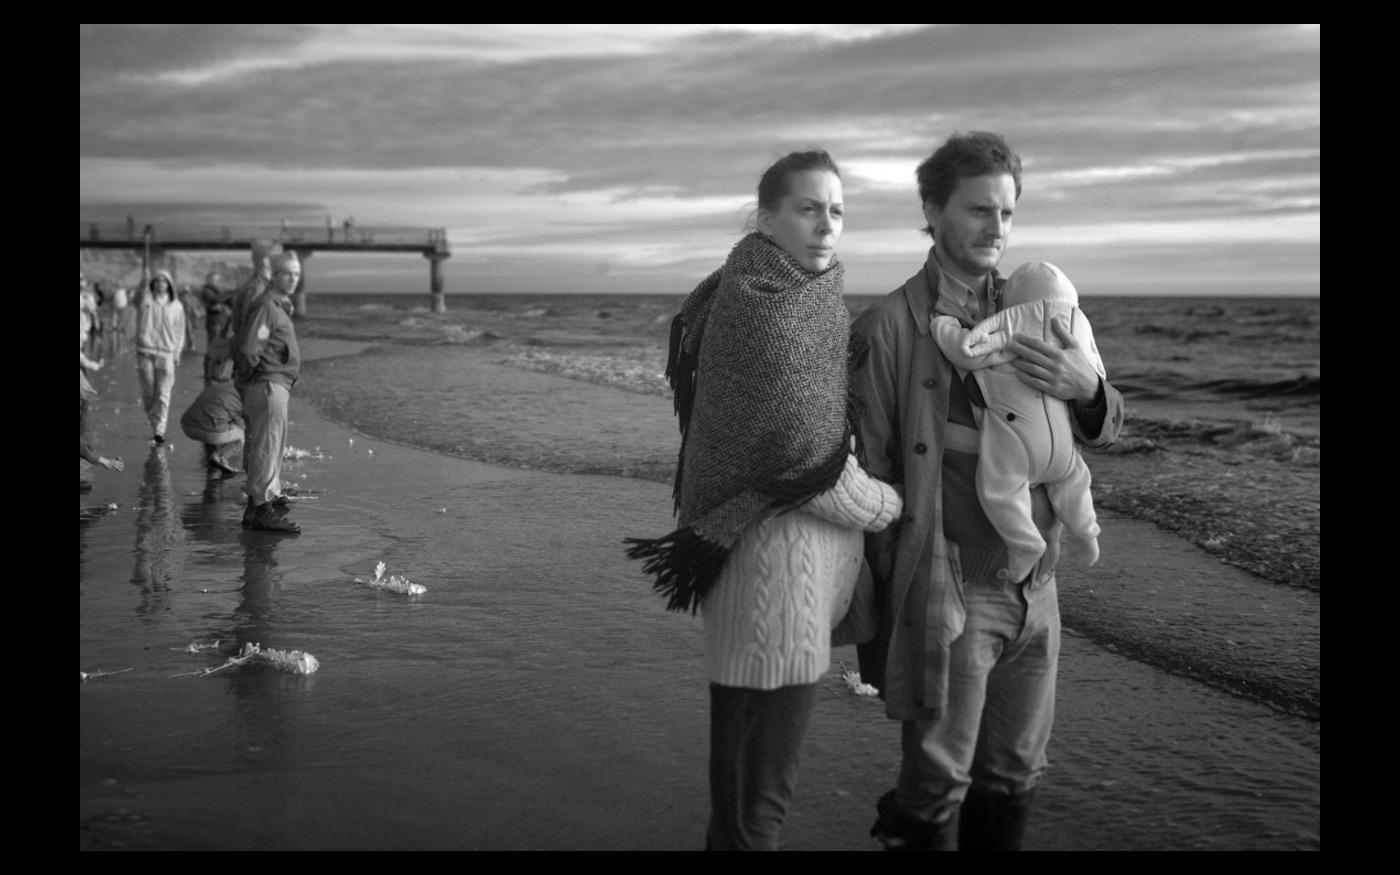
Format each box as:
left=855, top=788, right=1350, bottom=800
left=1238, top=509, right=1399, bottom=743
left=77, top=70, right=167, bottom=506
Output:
left=758, top=169, right=843, bottom=273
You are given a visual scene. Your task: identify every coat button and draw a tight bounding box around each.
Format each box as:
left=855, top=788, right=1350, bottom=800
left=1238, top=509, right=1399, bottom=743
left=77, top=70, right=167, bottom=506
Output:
left=914, top=442, right=927, bottom=454
left=1007, top=412, right=1016, bottom=422
left=901, top=513, right=913, bottom=523
left=923, top=378, right=936, bottom=389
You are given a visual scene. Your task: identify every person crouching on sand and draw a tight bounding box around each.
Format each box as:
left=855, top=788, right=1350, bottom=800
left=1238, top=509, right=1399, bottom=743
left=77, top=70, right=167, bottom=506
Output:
left=180, top=379, right=245, bottom=480
left=235, top=250, right=302, bottom=534
left=626, top=150, right=903, bottom=850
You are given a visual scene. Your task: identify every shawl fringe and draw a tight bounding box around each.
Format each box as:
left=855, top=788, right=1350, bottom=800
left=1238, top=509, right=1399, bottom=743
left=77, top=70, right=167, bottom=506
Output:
left=624, top=528, right=730, bottom=614
left=626, top=434, right=851, bottom=615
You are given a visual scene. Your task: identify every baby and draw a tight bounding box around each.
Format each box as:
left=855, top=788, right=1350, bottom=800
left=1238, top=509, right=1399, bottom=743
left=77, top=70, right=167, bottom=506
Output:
left=931, top=261, right=1106, bottom=583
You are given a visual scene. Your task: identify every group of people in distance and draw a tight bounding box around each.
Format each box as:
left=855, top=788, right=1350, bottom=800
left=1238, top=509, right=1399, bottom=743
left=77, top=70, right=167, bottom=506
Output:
left=80, top=239, right=306, bottom=535
left=629, top=129, right=1123, bottom=851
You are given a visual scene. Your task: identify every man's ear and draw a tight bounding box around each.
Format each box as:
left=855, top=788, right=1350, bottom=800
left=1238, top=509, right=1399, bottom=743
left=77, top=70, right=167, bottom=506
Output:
left=922, top=199, right=941, bottom=234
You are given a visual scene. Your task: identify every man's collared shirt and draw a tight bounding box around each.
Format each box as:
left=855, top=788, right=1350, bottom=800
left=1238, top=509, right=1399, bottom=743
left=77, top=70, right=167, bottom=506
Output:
left=929, top=248, right=1001, bottom=323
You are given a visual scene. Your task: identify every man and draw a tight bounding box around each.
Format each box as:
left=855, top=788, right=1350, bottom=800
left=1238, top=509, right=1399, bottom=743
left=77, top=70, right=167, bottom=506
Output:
left=849, top=131, right=1125, bottom=851
left=199, top=271, right=232, bottom=385
left=235, top=250, right=302, bottom=534
left=208, top=240, right=281, bottom=385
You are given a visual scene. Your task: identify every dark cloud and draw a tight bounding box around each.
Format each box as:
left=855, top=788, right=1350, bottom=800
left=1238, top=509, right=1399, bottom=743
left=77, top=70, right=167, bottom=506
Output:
left=80, top=199, right=328, bottom=225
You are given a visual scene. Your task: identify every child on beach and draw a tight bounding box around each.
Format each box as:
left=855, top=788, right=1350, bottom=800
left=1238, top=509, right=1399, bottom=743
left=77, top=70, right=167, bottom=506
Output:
left=930, top=260, right=1105, bottom=584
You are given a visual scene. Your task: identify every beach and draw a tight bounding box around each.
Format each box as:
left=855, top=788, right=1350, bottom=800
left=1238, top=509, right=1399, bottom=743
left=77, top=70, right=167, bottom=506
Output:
left=80, top=293, right=1319, bottom=850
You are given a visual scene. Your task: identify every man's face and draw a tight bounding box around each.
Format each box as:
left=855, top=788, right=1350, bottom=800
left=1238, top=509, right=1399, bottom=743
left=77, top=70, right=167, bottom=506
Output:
left=272, top=266, right=301, bottom=295
left=923, top=173, right=1017, bottom=286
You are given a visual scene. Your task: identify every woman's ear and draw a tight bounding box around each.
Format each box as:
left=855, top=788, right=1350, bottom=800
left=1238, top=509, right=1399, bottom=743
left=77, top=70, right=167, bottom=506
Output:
left=755, top=208, right=773, bottom=238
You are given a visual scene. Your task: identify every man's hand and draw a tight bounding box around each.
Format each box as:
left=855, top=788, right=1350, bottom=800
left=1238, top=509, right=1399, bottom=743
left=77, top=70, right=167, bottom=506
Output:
left=1005, top=317, right=1099, bottom=404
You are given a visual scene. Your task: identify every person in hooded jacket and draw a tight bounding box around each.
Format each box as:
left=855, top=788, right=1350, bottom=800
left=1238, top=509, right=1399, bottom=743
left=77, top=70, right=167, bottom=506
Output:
left=135, top=269, right=186, bottom=445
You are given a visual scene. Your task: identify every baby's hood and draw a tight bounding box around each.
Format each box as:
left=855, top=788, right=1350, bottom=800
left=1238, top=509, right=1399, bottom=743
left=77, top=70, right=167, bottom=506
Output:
left=1003, top=262, right=1078, bottom=308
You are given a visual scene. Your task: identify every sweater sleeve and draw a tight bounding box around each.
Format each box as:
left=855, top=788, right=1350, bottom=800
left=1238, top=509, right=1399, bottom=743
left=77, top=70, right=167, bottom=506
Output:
left=802, top=452, right=903, bottom=533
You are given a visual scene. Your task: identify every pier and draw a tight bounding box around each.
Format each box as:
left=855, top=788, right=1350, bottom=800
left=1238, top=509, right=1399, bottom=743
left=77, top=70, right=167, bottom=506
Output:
left=79, top=220, right=453, bottom=315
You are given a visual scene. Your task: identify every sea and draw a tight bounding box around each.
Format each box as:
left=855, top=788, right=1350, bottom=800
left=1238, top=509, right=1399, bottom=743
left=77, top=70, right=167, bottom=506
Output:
left=318, top=290, right=1320, bottom=440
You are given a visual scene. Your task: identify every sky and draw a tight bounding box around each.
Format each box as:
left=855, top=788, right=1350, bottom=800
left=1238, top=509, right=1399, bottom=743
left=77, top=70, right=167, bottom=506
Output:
left=79, top=24, right=1320, bottom=297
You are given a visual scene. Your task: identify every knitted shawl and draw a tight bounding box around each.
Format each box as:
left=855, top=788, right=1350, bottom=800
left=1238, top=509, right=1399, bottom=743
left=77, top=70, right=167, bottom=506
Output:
left=626, top=232, right=851, bottom=613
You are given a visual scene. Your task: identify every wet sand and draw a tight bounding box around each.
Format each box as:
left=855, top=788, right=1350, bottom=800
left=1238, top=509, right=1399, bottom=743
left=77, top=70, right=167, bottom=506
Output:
left=79, top=341, right=1319, bottom=851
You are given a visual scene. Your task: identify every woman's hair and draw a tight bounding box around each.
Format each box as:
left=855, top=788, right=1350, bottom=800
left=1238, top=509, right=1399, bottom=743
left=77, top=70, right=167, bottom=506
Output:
left=757, top=149, right=842, bottom=212
left=916, top=131, right=1021, bottom=215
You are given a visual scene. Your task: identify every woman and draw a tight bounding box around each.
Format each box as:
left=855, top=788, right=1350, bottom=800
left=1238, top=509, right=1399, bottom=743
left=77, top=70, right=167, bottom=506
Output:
left=135, top=269, right=186, bottom=445
left=627, top=150, right=902, bottom=850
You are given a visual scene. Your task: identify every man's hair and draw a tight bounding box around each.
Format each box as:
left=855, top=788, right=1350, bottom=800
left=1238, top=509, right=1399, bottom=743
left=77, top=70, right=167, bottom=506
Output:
left=916, top=131, right=1023, bottom=230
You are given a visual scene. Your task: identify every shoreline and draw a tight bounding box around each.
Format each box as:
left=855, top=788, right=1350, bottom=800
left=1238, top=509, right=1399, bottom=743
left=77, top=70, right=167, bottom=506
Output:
left=295, top=305, right=1319, bottom=594
left=290, top=330, right=1319, bottom=722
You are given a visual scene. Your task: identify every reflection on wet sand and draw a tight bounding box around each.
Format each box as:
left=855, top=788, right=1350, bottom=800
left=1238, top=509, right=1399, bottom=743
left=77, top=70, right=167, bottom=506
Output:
left=131, top=445, right=184, bottom=620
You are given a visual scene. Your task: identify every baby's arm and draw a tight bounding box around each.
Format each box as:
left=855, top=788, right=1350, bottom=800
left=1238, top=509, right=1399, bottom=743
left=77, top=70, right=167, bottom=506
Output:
left=932, top=313, right=1015, bottom=370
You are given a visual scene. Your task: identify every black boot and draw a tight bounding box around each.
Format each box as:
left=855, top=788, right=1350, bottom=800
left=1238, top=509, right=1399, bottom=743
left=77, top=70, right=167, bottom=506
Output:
left=870, top=789, right=956, bottom=851
left=956, top=786, right=1035, bottom=851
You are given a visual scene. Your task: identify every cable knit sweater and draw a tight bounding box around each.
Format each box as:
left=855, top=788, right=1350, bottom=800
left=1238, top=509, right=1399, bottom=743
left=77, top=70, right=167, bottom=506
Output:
left=702, top=453, right=902, bottom=689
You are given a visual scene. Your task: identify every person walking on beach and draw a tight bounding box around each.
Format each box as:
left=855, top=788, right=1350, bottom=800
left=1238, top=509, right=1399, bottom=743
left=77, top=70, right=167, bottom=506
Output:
left=81, top=309, right=124, bottom=489
left=627, top=150, right=903, bottom=851
left=235, top=250, right=302, bottom=534
left=180, top=284, right=203, bottom=355
left=112, top=283, right=134, bottom=353
left=81, top=272, right=102, bottom=360
left=850, top=131, right=1125, bottom=851
left=135, top=268, right=186, bottom=446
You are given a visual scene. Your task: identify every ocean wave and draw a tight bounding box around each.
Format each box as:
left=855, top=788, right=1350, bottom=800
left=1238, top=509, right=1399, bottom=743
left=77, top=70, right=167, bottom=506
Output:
left=1189, top=374, right=1319, bottom=399
left=1131, top=324, right=1234, bottom=343
left=1112, top=369, right=1319, bottom=402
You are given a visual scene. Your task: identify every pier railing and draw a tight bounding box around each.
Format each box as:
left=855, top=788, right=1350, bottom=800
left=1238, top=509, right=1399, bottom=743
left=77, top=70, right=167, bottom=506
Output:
left=80, top=220, right=453, bottom=313
left=79, top=221, right=450, bottom=252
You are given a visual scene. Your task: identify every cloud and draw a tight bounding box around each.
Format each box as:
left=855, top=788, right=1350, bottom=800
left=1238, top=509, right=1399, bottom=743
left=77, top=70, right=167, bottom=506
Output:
left=78, top=24, right=1320, bottom=296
